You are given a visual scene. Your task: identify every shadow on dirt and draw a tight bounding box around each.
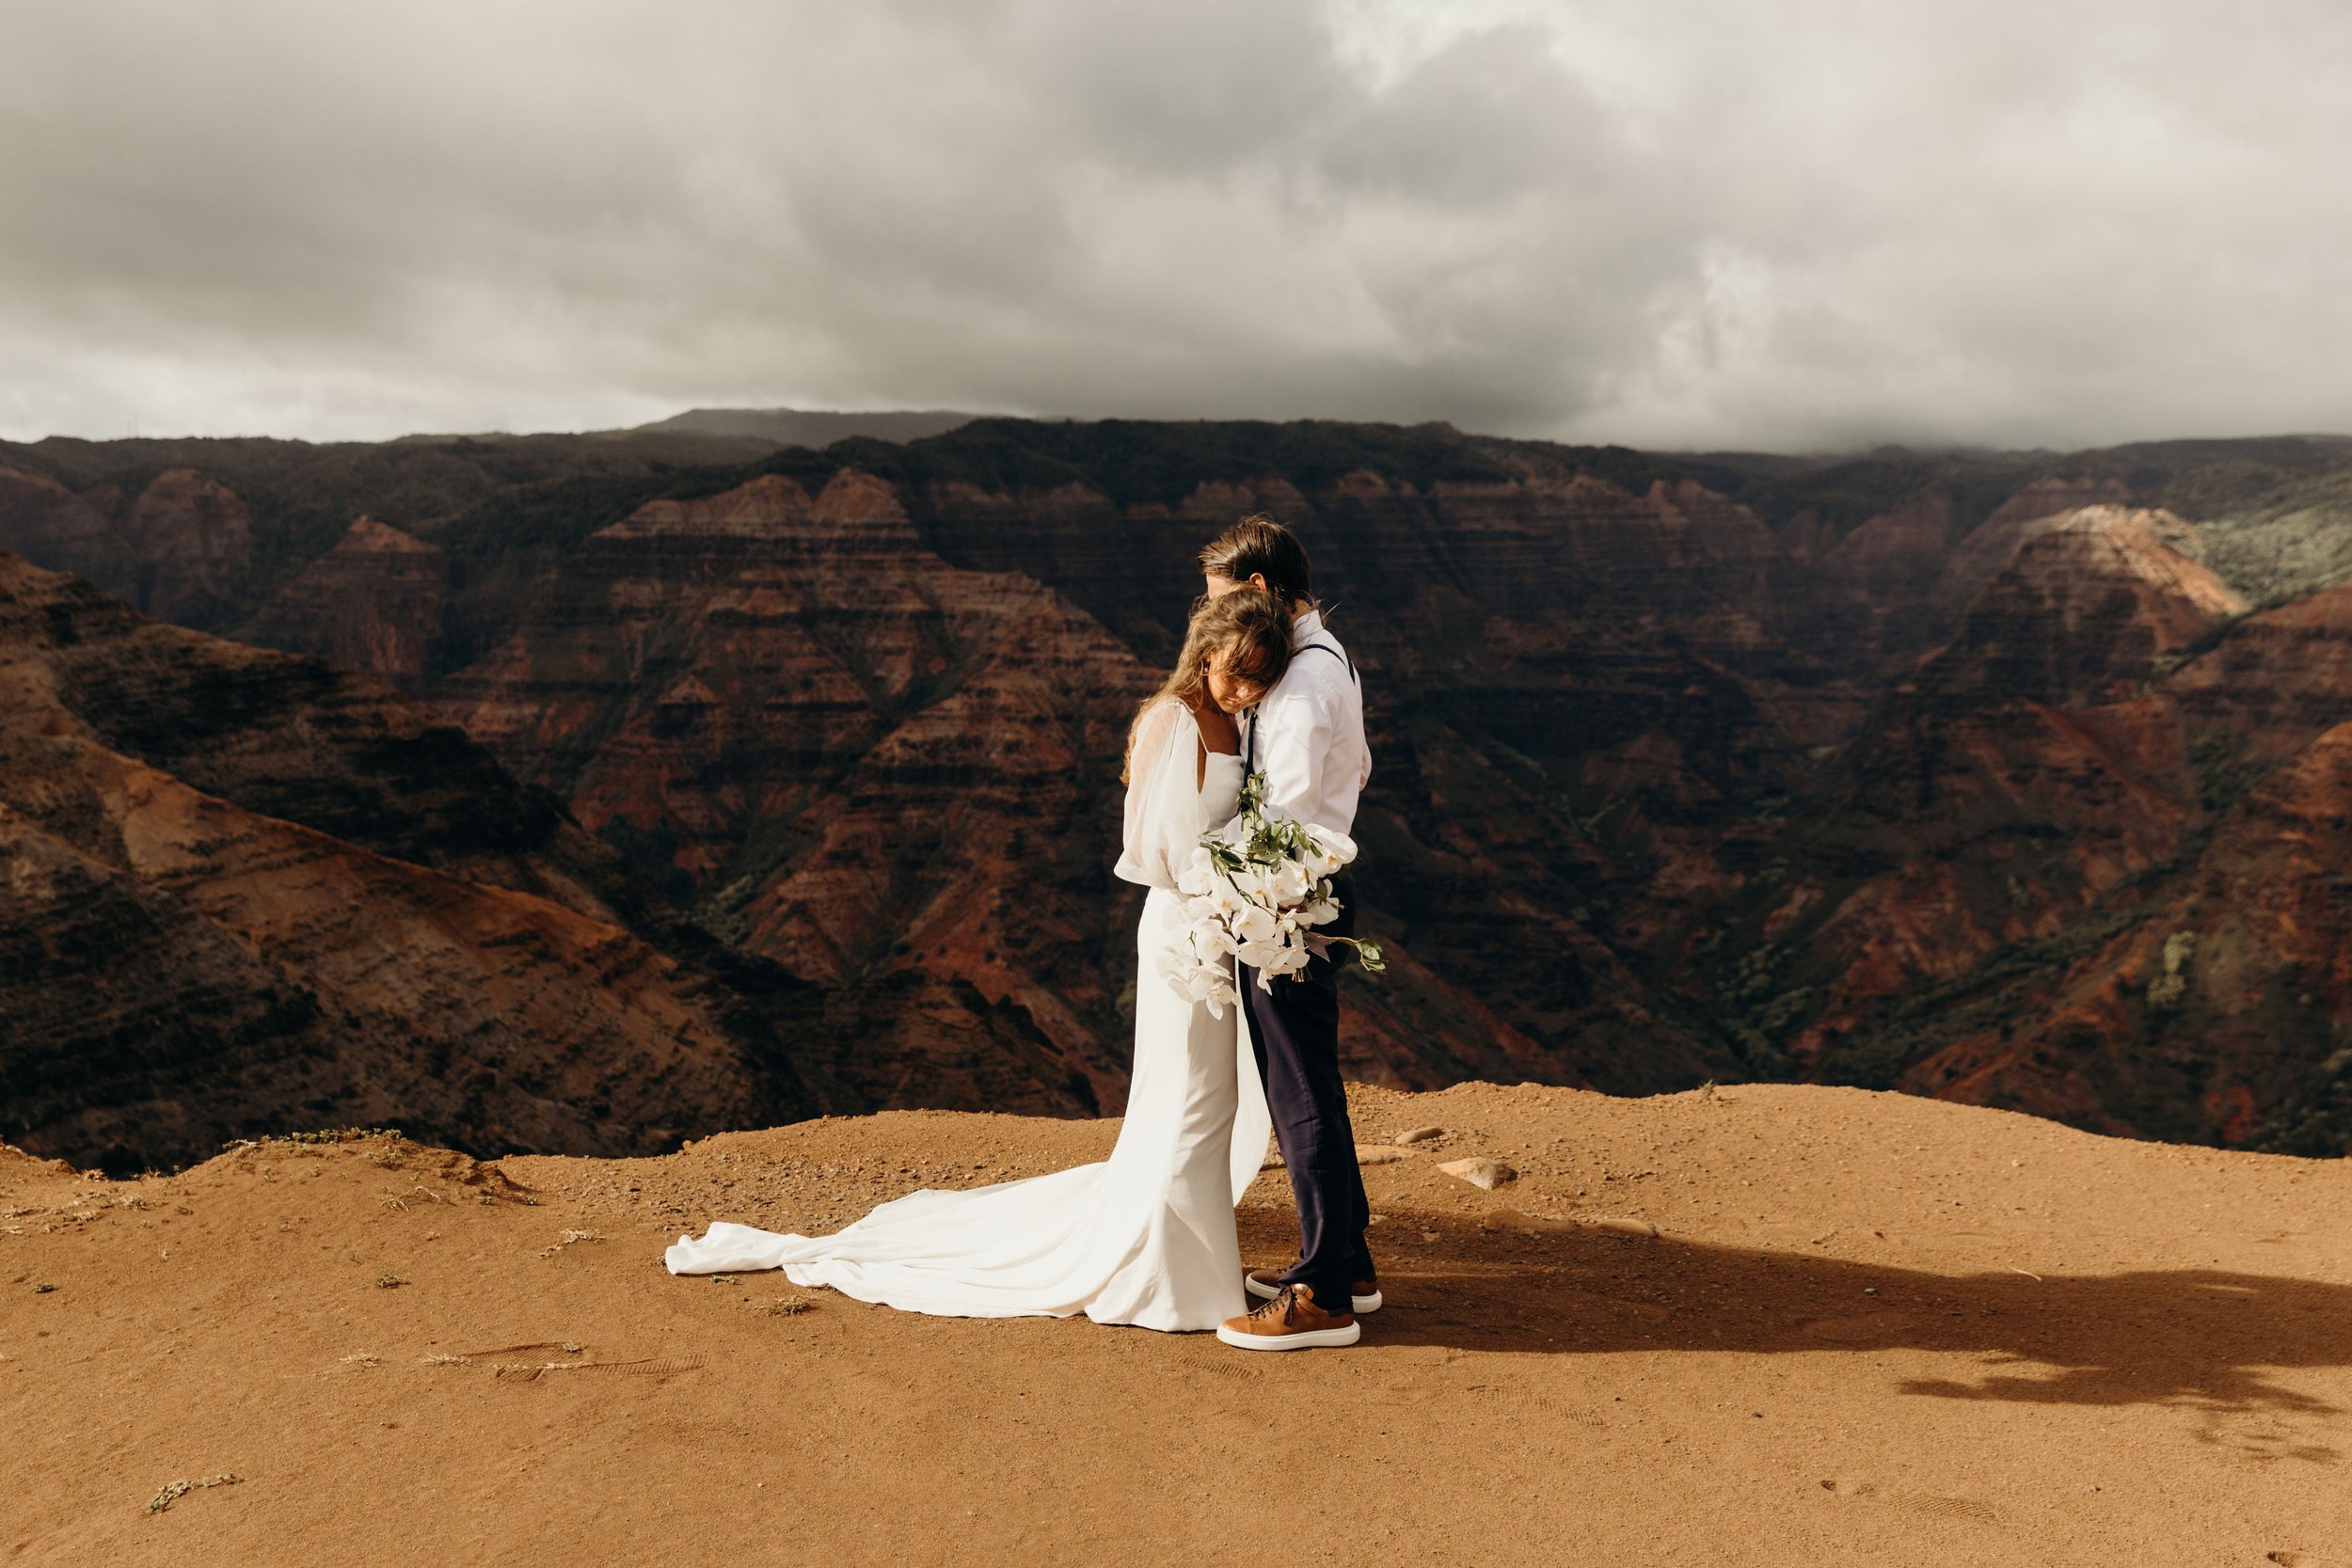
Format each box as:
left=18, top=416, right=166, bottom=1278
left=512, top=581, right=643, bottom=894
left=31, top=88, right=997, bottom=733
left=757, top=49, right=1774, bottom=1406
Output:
left=1238, top=1204, right=2349, bottom=1442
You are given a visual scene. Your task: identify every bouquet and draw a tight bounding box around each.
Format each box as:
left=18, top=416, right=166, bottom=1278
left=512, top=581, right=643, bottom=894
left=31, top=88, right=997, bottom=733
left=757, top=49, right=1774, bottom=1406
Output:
left=1161, top=771, right=1387, bottom=1018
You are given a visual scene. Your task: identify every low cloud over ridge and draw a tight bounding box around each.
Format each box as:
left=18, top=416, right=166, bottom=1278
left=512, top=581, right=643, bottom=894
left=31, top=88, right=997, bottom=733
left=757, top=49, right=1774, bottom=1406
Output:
left=5, top=0, right=2348, bottom=450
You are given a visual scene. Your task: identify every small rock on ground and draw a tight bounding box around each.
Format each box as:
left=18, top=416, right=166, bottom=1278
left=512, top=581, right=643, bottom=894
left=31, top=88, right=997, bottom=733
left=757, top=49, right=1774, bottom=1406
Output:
left=1438, top=1157, right=1516, bottom=1191
left=1591, top=1216, right=1660, bottom=1237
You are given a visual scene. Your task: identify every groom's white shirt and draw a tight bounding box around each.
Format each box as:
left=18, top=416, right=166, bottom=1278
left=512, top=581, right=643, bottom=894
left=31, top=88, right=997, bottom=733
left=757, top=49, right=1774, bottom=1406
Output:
left=1249, top=609, right=1370, bottom=837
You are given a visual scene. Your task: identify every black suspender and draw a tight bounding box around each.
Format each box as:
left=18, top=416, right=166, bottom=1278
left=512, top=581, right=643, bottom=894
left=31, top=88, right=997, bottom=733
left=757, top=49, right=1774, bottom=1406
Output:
left=1295, top=641, right=1359, bottom=682
left=1246, top=641, right=1357, bottom=769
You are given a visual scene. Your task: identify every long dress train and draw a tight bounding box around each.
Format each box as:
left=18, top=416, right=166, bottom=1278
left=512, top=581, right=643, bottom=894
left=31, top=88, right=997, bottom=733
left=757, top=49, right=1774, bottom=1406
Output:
left=662, top=698, right=1271, bottom=1332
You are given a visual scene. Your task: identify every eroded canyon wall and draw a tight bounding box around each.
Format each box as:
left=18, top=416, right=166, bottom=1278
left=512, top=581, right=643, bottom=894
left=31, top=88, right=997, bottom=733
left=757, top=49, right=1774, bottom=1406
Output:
left=8, top=421, right=2352, bottom=1161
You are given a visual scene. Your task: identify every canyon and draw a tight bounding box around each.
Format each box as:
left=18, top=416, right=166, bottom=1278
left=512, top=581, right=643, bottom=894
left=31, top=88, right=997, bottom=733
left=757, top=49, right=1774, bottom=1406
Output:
left=4, top=420, right=2352, bottom=1166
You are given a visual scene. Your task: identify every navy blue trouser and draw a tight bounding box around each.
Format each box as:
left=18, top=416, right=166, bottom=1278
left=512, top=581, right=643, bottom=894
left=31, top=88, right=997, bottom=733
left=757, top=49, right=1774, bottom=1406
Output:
left=1239, top=879, right=1373, bottom=1310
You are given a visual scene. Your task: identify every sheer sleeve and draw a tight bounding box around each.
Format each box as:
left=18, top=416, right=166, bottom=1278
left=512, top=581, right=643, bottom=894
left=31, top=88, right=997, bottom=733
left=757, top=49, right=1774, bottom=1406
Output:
left=1114, top=699, right=1202, bottom=889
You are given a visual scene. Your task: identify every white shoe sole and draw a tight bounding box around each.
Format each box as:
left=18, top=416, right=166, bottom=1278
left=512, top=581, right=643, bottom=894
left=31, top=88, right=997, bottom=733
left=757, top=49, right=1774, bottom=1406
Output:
left=1216, top=1320, right=1362, bottom=1351
left=1246, top=1275, right=1382, bottom=1315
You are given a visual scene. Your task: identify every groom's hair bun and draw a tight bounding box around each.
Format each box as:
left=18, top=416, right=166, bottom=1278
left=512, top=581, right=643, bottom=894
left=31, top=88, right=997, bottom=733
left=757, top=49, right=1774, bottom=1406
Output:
left=1199, top=514, right=1312, bottom=608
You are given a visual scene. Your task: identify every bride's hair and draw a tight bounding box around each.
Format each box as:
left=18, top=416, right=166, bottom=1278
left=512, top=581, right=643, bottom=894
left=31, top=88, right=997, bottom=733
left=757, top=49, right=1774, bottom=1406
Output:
left=1121, top=588, right=1293, bottom=783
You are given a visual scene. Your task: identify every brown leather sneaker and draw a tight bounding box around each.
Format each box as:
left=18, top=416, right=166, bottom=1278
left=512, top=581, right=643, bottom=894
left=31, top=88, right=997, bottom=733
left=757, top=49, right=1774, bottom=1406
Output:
left=1246, top=1268, right=1382, bottom=1314
left=1216, top=1283, right=1360, bottom=1351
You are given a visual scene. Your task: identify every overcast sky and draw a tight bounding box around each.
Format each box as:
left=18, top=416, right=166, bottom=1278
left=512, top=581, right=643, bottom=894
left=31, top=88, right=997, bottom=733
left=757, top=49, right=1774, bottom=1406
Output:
left=4, top=0, right=2348, bottom=451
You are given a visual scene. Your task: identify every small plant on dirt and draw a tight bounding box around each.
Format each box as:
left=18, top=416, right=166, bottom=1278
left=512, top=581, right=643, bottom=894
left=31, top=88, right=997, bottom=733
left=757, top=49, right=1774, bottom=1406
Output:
left=147, top=1474, right=239, bottom=1514
left=280, top=1127, right=406, bottom=1147
left=536, top=1229, right=606, bottom=1259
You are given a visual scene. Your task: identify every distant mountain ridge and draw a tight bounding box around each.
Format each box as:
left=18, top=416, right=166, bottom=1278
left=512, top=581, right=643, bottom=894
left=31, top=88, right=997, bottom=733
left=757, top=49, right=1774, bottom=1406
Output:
left=621, top=406, right=981, bottom=446
left=8, top=418, right=2352, bottom=1166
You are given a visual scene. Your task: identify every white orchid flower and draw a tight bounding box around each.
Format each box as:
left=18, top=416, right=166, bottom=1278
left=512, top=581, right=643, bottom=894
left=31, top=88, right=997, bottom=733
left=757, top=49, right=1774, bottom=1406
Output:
left=1267, top=860, right=1311, bottom=906
left=1234, top=935, right=1286, bottom=972
left=1176, top=851, right=1218, bottom=898
left=1303, top=825, right=1359, bottom=868
left=1190, top=916, right=1238, bottom=958
left=1231, top=903, right=1279, bottom=945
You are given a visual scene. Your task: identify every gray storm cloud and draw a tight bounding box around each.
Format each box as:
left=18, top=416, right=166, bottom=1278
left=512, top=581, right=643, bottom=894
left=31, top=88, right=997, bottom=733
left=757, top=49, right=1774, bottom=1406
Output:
left=3, top=0, right=2348, bottom=449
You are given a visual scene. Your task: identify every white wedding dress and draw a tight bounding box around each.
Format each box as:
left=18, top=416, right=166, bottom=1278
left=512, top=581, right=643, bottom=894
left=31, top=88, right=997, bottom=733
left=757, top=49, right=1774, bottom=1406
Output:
left=664, top=698, right=1272, bottom=1331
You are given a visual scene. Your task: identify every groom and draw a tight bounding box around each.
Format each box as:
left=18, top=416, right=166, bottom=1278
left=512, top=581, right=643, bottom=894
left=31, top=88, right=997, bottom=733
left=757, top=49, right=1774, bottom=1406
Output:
left=1199, top=515, right=1378, bottom=1353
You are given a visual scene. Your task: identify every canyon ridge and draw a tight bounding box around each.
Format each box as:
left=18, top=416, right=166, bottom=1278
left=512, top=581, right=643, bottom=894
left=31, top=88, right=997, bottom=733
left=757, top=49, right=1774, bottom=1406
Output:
left=5, top=419, right=2352, bottom=1168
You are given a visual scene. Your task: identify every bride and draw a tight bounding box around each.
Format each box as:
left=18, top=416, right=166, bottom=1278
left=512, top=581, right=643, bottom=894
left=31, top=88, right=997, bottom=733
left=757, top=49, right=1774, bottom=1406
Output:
left=663, top=588, right=1295, bottom=1330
